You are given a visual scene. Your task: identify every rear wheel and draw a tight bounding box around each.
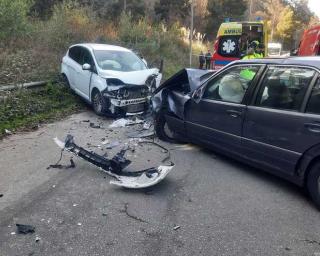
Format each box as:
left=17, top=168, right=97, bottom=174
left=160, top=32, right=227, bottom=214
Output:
left=154, top=112, right=178, bottom=143
left=306, top=161, right=320, bottom=209
left=92, top=90, right=107, bottom=116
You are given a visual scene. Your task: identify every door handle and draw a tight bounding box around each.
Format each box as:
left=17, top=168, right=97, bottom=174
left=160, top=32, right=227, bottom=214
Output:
left=226, top=109, right=242, bottom=118
left=304, top=123, right=320, bottom=133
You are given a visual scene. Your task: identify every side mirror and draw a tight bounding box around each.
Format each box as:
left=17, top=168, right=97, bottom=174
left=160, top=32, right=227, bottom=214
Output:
left=82, top=63, right=91, bottom=71
left=192, top=87, right=203, bottom=103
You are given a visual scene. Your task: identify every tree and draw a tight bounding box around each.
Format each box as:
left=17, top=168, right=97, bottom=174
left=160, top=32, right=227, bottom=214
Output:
left=30, top=0, right=63, bottom=19
left=205, top=0, right=247, bottom=38
left=154, top=0, right=190, bottom=25
left=274, top=6, right=295, bottom=48
left=0, top=0, right=32, bottom=41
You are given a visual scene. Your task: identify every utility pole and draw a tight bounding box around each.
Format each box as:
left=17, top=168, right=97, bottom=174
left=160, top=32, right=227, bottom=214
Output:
left=189, top=0, right=194, bottom=68
left=249, top=0, right=253, bottom=21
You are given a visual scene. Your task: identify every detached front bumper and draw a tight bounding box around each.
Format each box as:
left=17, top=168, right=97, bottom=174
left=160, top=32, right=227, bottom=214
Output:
left=109, top=97, right=149, bottom=115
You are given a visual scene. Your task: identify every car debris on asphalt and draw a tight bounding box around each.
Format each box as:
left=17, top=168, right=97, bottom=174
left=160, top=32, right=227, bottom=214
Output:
left=109, top=117, right=144, bottom=128
left=16, top=224, right=35, bottom=234
left=52, top=135, right=174, bottom=189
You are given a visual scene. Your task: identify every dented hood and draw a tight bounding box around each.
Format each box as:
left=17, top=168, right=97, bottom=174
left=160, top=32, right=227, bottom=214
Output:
left=99, top=68, right=159, bottom=85
left=154, top=68, right=215, bottom=94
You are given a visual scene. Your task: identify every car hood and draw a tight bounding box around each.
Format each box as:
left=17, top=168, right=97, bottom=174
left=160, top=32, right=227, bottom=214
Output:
left=153, top=68, right=215, bottom=94
left=99, top=68, right=159, bottom=85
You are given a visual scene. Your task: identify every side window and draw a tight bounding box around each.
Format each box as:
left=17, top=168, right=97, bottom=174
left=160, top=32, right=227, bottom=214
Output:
left=306, top=77, right=320, bottom=114
left=81, top=49, right=94, bottom=67
left=68, top=46, right=82, bottom=64
left=255, top=67, right=315, bottom=111
left=203, top=65, right=260, bottom=104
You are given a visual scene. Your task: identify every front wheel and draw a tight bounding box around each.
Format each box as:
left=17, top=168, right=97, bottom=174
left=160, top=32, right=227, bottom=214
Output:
left=154, top=112, right=178, bottom=143
left=306, top=161, right=320, bottom=209
left=92, top=90, right=108, bottom=116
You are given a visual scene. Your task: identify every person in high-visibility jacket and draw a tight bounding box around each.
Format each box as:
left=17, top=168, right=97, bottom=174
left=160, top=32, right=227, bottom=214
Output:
left=242, top=41, right=259, bottom=60
left=255, top=43, right=265, bottom=58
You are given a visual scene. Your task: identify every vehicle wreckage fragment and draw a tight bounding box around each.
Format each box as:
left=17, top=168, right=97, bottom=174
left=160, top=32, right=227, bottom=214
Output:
left=53, top=135, right=173, bottom=188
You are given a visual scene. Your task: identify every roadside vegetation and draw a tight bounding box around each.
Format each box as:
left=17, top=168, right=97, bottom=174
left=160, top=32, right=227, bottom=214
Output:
left=0, top=0, right=205, bottom=136
left=0, top=83, right=85, bottom=138
left=0, top=0, right=317, bottom=136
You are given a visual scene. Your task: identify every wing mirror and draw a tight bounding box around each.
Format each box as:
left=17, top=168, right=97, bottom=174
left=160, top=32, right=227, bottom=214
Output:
left=192, top=87, right=203, bottom=103
left=82, top=63, right=91, bottom=71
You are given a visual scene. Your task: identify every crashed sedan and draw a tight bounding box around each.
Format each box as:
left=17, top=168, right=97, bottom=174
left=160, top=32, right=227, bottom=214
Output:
left=61, top=43, right=162, bottom=116
left=153, top=57, right=320, bottom=209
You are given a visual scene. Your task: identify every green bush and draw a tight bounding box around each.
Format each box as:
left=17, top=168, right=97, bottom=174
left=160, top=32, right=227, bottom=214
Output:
left=0, top=0, right=33, bottom=42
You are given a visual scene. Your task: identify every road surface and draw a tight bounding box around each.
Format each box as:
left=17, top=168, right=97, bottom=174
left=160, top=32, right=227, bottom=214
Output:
left=1, top=111, right=320, bottom=256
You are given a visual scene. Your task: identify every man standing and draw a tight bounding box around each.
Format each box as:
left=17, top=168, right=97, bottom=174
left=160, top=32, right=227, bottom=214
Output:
left=199, top=51, right=205, bottom=69
left=205, top=49, right=212, bottom=69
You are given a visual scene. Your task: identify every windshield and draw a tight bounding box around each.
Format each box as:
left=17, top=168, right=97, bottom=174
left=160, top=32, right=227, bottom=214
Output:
left=94, top=50, right=147, bottom=72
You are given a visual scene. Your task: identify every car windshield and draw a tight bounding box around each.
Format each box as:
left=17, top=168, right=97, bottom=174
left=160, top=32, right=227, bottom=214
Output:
left=93, top=50, right=147, bottom=72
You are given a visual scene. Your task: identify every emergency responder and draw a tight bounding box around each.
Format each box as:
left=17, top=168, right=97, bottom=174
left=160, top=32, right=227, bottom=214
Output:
left=255, top=43, right=265, bottom=58
left=199, top=51, right=205, bottom=69
left=205, top=49, right=212, bottom=69
left=242, top=41, right=259, bottom=60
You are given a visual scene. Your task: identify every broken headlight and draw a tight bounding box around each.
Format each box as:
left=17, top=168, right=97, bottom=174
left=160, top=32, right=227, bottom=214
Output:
left=116, top=88, right=130, bottom=99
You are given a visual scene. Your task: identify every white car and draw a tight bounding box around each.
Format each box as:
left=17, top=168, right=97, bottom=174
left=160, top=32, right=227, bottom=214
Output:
left=61, top=43, right=162, bottom=115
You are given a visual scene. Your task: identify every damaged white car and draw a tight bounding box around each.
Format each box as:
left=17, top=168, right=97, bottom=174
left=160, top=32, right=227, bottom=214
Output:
left=61, top=43, right=162, bottom=116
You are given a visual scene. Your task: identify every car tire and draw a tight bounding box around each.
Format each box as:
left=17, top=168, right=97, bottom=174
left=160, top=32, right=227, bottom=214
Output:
left=92, top=90, right=107, bottom=116
left=154, top=112, right=179, bottom=143
left=307, top=161, right=320, bottom=209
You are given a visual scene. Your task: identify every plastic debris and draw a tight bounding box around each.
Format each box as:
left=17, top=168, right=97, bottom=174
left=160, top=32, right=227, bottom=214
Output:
left=35, top=236, right=41, bottom=242
left=105, top=141, right=121, bottom=149
left=53, top=135, right=174, bottom=189
left=126, top=130, right=154, bottom=139
left=90, top=122, right=101, bottom=129
left=109, top=118, right=144, bottom=128
left=47, top=158, right=75, bottom=170
left=173, top=225, right=181, bottom=230
left=16, top=224, right=35, bottom=234
left=5, top=129, right=12, bottom=135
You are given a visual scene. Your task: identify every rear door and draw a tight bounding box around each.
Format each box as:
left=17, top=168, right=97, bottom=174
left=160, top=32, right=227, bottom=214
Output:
left=185, top=64, right=263, bottom=154
left=242, top=65, right=318, bottom=175
left=67, top=46, right=82, bottom=88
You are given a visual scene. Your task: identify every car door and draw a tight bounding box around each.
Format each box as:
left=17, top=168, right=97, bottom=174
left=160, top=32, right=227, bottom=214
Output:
left=242, top=65, right=318, bottom=175
left=185, top=64, right=263, bottom=154
left=67, top=46, right=82, bottom=88
left=74, top=47, right=96, bottom=100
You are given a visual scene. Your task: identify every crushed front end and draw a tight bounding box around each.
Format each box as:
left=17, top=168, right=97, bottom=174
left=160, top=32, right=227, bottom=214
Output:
left=102, top=78, right=152, bottom=116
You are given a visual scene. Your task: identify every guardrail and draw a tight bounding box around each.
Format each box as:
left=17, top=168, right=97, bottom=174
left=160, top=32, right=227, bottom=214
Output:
left=0, top=81, right=49, bottom=92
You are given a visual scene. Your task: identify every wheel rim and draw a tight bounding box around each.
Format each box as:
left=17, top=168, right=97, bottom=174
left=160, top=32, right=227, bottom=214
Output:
left=93, top=93, right=102, bottom=113
left=164, top=122, right=175, bottom=139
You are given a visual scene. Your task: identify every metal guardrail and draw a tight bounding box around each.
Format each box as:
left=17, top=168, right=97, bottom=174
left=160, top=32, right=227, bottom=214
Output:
left=0, top=81, right=48, bottom=92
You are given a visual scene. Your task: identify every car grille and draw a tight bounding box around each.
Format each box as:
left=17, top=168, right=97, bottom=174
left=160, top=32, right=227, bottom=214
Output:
left=126, top=103, right=146, bottom=113
left=127, top=90, right=144, bottom=99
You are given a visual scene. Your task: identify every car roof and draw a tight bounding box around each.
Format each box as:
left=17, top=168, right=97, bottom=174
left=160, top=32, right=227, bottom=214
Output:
left=235, top=56, right=320, bottom=70
left=70, top=43, right=131, bottom=52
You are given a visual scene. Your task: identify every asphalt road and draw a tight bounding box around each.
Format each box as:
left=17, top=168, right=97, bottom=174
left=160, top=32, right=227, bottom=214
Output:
left=1, top=111, right=320, bottom=256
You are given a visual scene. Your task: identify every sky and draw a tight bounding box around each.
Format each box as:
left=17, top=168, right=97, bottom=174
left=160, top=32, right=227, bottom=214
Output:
left=308, top=0, right=320, bottom=18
